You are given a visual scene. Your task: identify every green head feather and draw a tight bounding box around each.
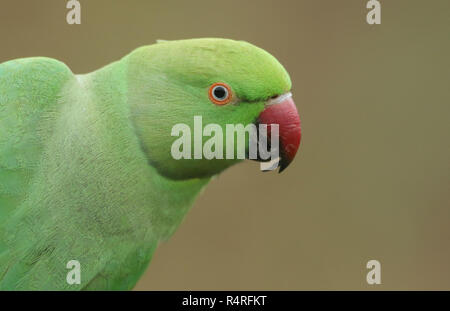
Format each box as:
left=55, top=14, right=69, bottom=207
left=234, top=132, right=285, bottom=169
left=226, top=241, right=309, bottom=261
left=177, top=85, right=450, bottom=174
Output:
left=123, top=38, right=292, bottom=179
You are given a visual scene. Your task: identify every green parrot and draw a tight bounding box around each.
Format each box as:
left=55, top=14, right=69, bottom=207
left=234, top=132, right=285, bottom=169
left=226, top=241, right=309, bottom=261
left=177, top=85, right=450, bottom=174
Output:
left=0, top=38, right=301, bottom=290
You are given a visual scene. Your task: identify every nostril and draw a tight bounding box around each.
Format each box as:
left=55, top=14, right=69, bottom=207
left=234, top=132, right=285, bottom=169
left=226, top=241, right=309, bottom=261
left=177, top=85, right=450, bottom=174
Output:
left=267, top=92, right=293, bottom=106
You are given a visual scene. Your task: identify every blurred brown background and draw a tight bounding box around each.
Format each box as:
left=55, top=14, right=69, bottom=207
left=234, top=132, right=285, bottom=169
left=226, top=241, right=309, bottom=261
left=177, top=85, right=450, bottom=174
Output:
left=1, top=0, right=449, bottom=290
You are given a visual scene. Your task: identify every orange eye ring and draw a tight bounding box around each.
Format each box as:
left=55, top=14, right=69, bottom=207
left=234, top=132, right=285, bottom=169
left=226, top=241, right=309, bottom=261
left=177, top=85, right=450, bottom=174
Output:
left=208, top=83, right=233, bottom=105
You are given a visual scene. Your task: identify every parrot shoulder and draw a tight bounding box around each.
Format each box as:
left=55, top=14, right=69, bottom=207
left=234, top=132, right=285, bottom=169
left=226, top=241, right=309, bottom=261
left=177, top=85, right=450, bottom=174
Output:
left=0, top=57, right=75, bottom=219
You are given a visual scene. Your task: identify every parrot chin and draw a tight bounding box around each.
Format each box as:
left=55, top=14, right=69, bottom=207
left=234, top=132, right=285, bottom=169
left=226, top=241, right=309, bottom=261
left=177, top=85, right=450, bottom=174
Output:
left=253, top=92, right=301, bottom=173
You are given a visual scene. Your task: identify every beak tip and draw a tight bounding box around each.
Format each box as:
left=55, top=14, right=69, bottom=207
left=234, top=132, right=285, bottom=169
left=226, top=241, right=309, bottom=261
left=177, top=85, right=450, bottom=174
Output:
left=277, top=155, right=292, bottom=173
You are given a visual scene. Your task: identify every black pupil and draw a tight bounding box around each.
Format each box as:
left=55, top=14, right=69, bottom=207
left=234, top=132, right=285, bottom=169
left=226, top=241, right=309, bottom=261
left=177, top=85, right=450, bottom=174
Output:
left=213, top=86, right=227, bottom=100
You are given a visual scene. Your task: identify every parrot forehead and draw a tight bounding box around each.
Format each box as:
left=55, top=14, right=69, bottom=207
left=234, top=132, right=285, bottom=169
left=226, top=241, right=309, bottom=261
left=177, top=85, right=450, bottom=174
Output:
left=149, top=38, right=292, bottom=101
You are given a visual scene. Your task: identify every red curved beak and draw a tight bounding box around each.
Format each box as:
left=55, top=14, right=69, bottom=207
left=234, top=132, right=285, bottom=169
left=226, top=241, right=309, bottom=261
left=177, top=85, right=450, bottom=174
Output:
left=257, top=93, right=301, bottom=172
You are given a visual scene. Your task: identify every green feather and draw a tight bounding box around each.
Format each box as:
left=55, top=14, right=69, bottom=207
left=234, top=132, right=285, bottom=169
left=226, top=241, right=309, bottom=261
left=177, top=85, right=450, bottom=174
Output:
left=0, top=38, right=290, bottom=290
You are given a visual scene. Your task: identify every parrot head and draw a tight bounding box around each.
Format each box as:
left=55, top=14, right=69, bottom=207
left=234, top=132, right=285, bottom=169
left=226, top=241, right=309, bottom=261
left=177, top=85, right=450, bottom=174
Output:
left=125, top=38, right=301, bottom=180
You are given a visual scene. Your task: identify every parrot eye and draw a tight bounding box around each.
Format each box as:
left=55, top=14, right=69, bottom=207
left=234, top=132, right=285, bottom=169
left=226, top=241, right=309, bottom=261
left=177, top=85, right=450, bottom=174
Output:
left=209, top=83, right=232, bottom=105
